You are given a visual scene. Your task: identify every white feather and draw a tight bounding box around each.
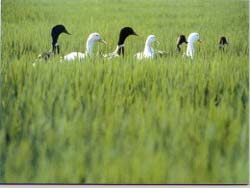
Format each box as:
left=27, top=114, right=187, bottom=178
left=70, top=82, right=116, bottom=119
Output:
left=135, top=35, right=159, bottom=60
left=64, top=32, right=105, bottom=61
left=186, top=32, right=200, bottom=59
left=64, top=52, right=86, bottom=61
left=103, top=44, right=124, bottom=59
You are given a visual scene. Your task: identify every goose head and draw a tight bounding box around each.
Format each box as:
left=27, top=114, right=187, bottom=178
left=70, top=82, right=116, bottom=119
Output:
left=85, top=32, right=106, bottom=55
left=219, top=36, right=228, bottom=50
left=118, top=27, right=137, bottom=45
left=187, top=32, right=201, bottom=44
left=117, top=27, right=137, bottom=56
left=87, top=32, right=107, bottom=44
left=177, top=35, right=188, bottom=52
left=51, top=24, right=71, bottom=55
left=145, top=35, right=157, bottom=46
left=219, top=36, right=228, bottom=45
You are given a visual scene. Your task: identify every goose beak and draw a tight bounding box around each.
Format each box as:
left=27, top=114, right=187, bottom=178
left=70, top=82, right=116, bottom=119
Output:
left=100, top=39, right=107, bottom=45
left=133, top=32, right=138, bottom=36
left=64, top=30, right=71, bottom=35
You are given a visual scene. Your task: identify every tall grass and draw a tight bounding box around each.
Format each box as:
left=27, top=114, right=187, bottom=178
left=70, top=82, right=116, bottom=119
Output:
left=0, top=0, right=249, bottom=184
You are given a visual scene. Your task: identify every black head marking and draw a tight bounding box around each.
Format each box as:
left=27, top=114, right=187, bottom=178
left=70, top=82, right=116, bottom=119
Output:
left=176, top=35, right=188, bottom=52
left=219, top=36, right=228, bottom=50
left=117, top=27, right=137, bottom=56
left=51, top=24, right=71, bottom=55
left=118, top=27, right=137, bottom=45
left=117, top=47, right=124, bottom=56
left=219, top=36, right=228, bottom=45
left=5, top=132, right=10, bottom=145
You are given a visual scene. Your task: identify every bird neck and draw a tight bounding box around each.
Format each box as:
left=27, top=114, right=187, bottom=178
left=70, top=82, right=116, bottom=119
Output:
left=85, top=39, right=95, bottom=56
left=177, top=44, right=181, bottom=52
left=117, top=34, right=128, bottom=46
left=115, top=44, right=125, bottom=56
left=52, top=32, right=63, bottom=48
left=187, top=42, right=194, bottom=49
left=186, top=43, right=195, bottom=59
left=52, top=34, right=60, bottom=45
left=177, top=40, right=187, bottom=52
left=144, top=41, right=153, bottom=55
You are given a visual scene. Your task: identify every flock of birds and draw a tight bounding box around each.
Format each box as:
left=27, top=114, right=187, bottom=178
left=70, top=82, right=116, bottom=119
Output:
left=37, top=24, right=229, bottom=63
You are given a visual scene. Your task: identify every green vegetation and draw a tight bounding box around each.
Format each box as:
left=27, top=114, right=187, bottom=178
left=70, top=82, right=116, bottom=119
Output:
left=0, top=0, right=248, bottom=184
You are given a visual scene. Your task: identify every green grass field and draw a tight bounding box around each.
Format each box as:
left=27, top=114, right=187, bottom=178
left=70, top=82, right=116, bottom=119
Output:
left=0, top=0, right=249, bottom=184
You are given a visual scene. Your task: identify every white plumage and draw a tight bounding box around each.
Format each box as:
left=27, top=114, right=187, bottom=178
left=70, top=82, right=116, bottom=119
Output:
left=135, top=35, right=167, bottom=60
left=64, top=32, right=106, bottom=61
left=135, top=35, right=156, bottom=60
left=103, top=44, right=125, bottom=59
left=64, top=52, right=86, bottom=61
left=186, top=32, right=201, bottom=59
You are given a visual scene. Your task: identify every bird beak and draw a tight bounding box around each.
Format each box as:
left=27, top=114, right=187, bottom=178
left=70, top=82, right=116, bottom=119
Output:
left=100, top=39, right=107, bottom=45
left=64, top=29, right=71, bottom=35
left=133, top=32, right=138, bottom=36
left=198, top=39, right=202, bottom=43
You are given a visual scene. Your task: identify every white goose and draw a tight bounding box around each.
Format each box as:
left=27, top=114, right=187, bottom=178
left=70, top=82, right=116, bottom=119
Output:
left=64, top=32, right=106, bottom=61
left=186, top=32, right=201, bottom=59
left=135, top=35, right=157, bottom=60
left=135, top=35, right=168, bottom=60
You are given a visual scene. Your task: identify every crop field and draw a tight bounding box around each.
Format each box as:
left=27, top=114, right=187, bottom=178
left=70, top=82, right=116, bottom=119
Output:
left=0, top=0, right=249, bottom=184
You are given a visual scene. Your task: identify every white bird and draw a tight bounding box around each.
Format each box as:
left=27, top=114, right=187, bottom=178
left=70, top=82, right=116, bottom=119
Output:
left=135, top=35, right=168, bottom=60
left=135, top=35, right=157, bottom=60
left=64, top=32, right=106, bottom=61
left=186, top=32, right=201, bottom=59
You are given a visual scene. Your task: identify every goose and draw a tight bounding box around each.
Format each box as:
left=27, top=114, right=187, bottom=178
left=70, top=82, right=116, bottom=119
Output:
left=186, top=32, right=201, bottom=59
left=135, top=35, right=167, bottom=60
left=103, top=27, right=137, bottom=59
left=135, top=35, right=157, bottom=60
left=219, top=36, right=229, bottom=50
left=38, top=24, right=71, bottom=60
left=176, top=35, right=187, bottom=52
left=64, top=32, right=106, bottom=61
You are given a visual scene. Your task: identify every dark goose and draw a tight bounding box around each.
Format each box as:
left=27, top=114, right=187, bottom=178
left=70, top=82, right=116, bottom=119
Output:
left=176, top=35, right=188, bottom=52
left=219, top=36, right=229, bottom=50
left=38, top=24, right=71, bottom=60
left=104, top=27, right=137, bottom=59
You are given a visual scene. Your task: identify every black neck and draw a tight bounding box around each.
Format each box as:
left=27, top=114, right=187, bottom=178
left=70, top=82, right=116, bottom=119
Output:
left=118, top=37, right=126, bottom=46
left=52, top=44, right=60, bottom=55
left=177, top=45, right=181, bottom=52
left=52, top=34, right=60, bottom=46
left=117, top=35, right=127, bottom=56
left=117, top=46, right=124, bottom=56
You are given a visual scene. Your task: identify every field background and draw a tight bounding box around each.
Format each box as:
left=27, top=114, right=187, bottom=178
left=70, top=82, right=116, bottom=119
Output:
left=1, top=0, right=249, bottom=184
